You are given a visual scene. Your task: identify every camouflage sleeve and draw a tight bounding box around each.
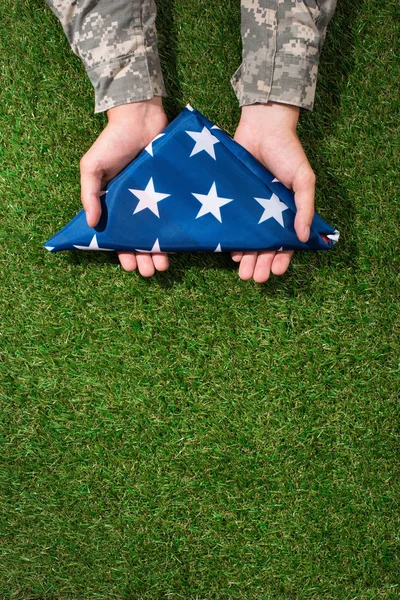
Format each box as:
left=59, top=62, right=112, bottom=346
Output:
left=231, top=0, right=337, bottom=110
left=45, top=0, right=166, bottom=113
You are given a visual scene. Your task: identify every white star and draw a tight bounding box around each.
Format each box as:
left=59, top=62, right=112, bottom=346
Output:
left=45, top=246, right=54, bottom=252
left=186, top=127, right=219, bottom=160
left=272, top=177, right=280, bottom=183
left=135, top=239, right=162, bottom=253
left=255, top=193, right=289, bottom=227
left=73, top=234, right=114, bottom=251
left=129, top=178, right=171, bottom=218
left=145, top=134, right=165, bottom=157
left=192, top=182, right=233, bottom=223
left=214, top=243, right=222, bottom=253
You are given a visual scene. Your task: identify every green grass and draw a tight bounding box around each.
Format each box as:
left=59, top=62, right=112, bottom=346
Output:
left=0, top=0, right=399, bottom=598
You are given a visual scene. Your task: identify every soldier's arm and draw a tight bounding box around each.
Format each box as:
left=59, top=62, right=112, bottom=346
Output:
left=231, top=0, right=337, bottom=110
left=45, top=0, right=166, bottom=113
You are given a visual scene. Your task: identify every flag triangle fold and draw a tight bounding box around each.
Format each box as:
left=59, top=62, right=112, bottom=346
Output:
left=44, top=106, right=339, bottom=254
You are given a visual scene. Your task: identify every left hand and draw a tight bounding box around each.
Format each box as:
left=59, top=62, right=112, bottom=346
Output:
left=232, top=102, right=316, bottom=283
left=79, top=98, right=169, bottom=277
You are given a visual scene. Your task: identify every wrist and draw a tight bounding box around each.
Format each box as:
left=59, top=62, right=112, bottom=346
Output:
left=240, top=102, right=300, bottom=134
left=106, top=96, right=165, bottom=124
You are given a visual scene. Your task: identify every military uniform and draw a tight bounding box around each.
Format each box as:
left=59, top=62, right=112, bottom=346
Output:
left=45, top=0, right=337, bottom=113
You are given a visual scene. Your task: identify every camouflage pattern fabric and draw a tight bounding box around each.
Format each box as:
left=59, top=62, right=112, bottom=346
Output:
left=231, top=0, right=337, bottom=109
left=45, top=0, right=166, bottom=112
left=46, top=0, right=336, bottom=113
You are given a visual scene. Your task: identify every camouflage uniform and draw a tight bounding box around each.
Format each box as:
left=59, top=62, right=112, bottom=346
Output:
left=45, top=0, right=337, bottom=113
left=232, top=0, right=337, bottom=109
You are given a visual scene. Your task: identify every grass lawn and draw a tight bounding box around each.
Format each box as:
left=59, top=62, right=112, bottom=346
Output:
left=0, top=0, right=399, bottom=598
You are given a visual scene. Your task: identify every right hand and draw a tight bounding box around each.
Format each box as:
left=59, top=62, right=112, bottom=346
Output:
left=231, top=102, right=316, bottom=283
left=79, top=97, right=169, bottom=277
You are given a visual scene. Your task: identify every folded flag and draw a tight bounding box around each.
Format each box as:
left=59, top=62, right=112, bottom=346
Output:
left=44, top=105, right=339, bottom=254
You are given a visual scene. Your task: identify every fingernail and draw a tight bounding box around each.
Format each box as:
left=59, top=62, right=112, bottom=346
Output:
left=304, top=226, right=310, bottom=241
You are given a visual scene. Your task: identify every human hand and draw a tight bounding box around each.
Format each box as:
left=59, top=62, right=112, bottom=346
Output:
left=232, top=102, right=316, bottom=283
left=79, top=97, right=169, bottom=277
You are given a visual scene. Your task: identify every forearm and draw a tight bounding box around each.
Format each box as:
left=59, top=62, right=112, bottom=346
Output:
left=232, top=0, right=337, bottom=110
left=45, top=0, right=166, bottom=113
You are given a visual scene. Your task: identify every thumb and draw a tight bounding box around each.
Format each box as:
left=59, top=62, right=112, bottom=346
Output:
left=293, top=165, right=316, bottom=243
left=80, top=154, right=103, bottom=228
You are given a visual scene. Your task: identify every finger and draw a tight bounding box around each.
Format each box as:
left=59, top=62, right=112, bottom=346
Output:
left=238, top=251, right=258, bottom=281
left=252, top=251, right=276, bottom=283
left=231, top=251, right=244, bottom=262
left=136, top=253, right=156, bottom=278
left=118, top=252, right=137, bottom=272
left=80, top=155, right=103, bottom=228
left=151, top=253, right=169, bottom=272
left=293, top=167, right=316, bottom=243
left=271, top=250, right=294, bottom=276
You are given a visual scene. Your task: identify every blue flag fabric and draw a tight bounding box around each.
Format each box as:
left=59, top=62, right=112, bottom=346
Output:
left=44, top=105, right=339, bottom=254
